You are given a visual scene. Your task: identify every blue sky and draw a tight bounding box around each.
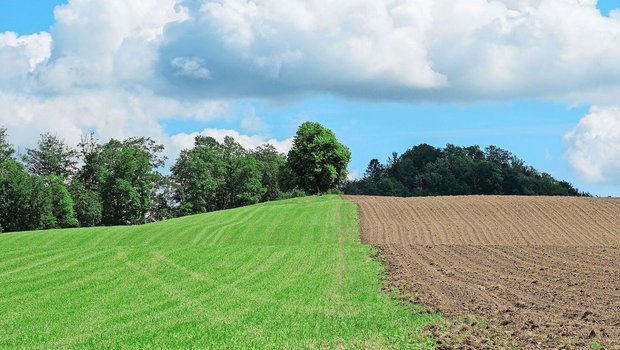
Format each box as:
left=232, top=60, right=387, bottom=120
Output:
left=1, top=0, right=619, bottom=196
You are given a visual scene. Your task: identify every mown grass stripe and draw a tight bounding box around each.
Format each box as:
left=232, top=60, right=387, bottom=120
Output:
left=0, top=196, right=437, bottom=349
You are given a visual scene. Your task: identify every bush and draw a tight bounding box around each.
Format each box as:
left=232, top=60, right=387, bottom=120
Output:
left=277, top=188, right=307, bottom=200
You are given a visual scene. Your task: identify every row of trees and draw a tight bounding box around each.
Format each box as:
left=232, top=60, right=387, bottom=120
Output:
left=344, top=143, right=588, bottom=197
left=0, top=122, right=351, bottom=233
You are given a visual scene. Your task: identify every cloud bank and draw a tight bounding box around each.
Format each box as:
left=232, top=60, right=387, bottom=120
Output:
left=1, top=0, right=620, bottom=183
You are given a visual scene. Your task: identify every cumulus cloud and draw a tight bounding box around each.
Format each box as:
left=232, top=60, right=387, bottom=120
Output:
left=564, top=106, right=620, bottom=184
left=152, top=0, right=620, bottom=103
left=0, top=32, right=51, bottom=71
left=0, top=31, right=52, bottom=89
left=171, top=128, right=293, bottom=154
left=38, top=0, right=188, bottom=91
left=4, top=0, right=620, bottom=102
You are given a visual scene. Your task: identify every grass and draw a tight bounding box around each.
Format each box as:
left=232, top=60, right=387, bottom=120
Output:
left=0, top=195, right=437, bottom=349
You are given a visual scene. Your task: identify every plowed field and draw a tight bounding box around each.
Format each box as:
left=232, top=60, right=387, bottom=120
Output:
left=345, top=195, right=620, bottom=349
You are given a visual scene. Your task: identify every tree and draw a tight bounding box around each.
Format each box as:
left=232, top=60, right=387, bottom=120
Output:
left=98, top=138, right=164, bottom=225
left=22, top=133, right=78, bottom=178
left=344, top=143, right=587, bottom=198
left=69, top=180, right=102, bottom=227
left=470, top=160, right=503, bottom=194
left=364, top=159, right=384, bottom=182
left=172, top=136, right=266, bottom=214
left=215, top=136, right=264, bottom=209
left=253, top=144, right=286, bottom=202
left=390, top=144, right=442, bottom=190
left=0, top=160, right=34, bottom=232
left=225, top=154, right=265, bottom=208
left=45, top=176, right=79, bottom=228
left=76, top=133, right=105, bottom=191
left=0, top=127, right=15, bottom=162
left=287, top=122, right=351, bottom=195
left=171, top=136, right=224, bottom=215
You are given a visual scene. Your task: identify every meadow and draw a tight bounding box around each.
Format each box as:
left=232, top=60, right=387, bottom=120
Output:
left=0, top=195, right=436, bottom=349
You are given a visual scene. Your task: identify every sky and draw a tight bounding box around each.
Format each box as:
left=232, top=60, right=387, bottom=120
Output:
left=1, top=0, right=619, bottom=196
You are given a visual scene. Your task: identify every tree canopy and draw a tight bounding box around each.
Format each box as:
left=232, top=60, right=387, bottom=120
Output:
left=286, top=122, right=351, bottom=195
left=22, top=133, right=78, bottom=178
left=345, top=143, right=588, bottom=197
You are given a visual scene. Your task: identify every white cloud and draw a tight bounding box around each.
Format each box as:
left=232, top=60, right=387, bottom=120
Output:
left=0, top=89, right=228, bottom=164
left=38, top=0, right=188, bottom=91
left=564, top=106, right=620, bottom=184
left=171, top=128, right=293, bottom=154
left=0, top=31, right=52, bottom=90
left=0, top=31, right=52, bottom=71
left=3, top=0, right=620, bottom=102
left=153, top=0, right=620, bottom=102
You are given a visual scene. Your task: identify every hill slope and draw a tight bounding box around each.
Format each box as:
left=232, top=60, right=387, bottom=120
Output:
left=0, top=196, right=435, bottom=349
left=346, top=195, right=620, bottom=349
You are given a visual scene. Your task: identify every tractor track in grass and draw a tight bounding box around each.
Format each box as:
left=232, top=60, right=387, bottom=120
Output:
left=344, top=195, right=620, bottom=349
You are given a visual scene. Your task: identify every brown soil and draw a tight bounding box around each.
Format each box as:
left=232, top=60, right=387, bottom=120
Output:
left=344, top=195, right=620, bottom=349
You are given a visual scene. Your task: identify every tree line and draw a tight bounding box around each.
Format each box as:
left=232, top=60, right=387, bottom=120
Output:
left=0, top=122, right=351, bottom=233
left=344, top=143, right=588, bottom=197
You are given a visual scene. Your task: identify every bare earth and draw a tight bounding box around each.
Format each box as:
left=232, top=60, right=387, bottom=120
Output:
left=344, top=195, right=620, bottom=349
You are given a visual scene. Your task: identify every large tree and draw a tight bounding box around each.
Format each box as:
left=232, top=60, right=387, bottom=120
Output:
left=22, top=133, right=78, bottom=178
left=171, top=136, right=265, bottom=214
left=171, top=136, right=224, bottom=215
left=287, top=122, right=351, bottom=195
left=98, top=138, right=165, bottom=225
left=253, top=144, right=286, bottom=202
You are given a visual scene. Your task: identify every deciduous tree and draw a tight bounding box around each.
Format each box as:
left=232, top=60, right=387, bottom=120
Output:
left=287, top=122, right=351, bottom=195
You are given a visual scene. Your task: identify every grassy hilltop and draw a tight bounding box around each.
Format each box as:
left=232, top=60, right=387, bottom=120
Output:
left=0, top=196, right=435, bottom=349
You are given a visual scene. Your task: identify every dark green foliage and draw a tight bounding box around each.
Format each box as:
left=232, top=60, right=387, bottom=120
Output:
left=277, top=188, right=307, bottom=200
left=44, top=176, right=79, bottom=229
left=171, top=136, right=267, bottom=215
left=98, top=138, right=165, bottom=225
left=22, top=133, right=78, bottom=177
left=28, top=175, right=55, bottom=230
left=76, top=133, right=105, bottom=191
left=172, top=136, right=226, bottom=215
left=287, top=122, right=351, bottom=195
left=253, top=144, right=287, bottom=202
left=0, top=160, right=36, bottom=232
left=0, top=127, right=15, bottom=162
left=224, top=153, right=265, bottom=208
left=216, top=137, right=265, bottom=210
left=0, top=160, right=63, bottom=232
left=72, top=135, right=165, bottom=226
left=69, top=181, right=102, bottom=227
left=344, top=143, right=587, bottom=197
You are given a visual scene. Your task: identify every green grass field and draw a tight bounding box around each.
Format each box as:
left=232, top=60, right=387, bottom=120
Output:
left=0, top=195, right=436, bottom=349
